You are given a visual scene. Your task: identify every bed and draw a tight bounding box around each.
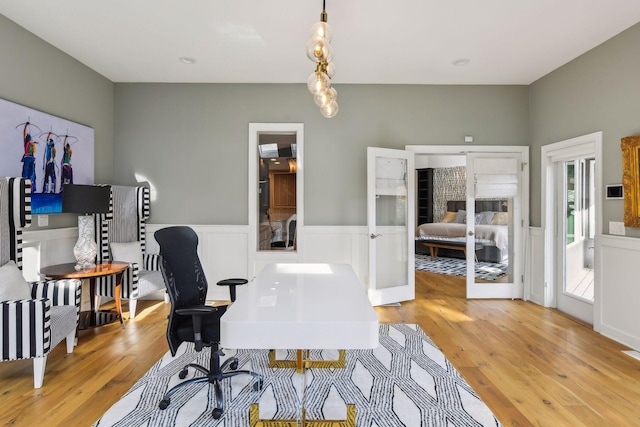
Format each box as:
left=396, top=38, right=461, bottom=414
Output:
left=415, top=200, right=509, bottom=263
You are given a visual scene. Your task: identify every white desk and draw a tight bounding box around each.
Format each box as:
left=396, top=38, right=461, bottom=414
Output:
left=220, top=263, right=379, bottom=351
left=221, top=263, right=377, bottom=426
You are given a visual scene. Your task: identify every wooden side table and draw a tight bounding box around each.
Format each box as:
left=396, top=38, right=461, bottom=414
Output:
left=41, top=262, right=129, bottom=329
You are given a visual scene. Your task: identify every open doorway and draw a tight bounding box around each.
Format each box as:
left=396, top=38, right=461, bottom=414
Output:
left=414, top=155, right=510, bottom=283
left=542, top=132, right=601, bottom=324
left=560, top=158, right=595, bottom=303
left=407, top=145, right=527, bottom=299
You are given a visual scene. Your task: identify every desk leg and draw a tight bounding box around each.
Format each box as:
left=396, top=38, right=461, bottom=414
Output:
left=296, top=350, right=306, bottom=373
left=250, top=403, right=356, bottom=427
left=269, top=350, right=346, bottom=373
left=114, top=271, right=125, bottom=328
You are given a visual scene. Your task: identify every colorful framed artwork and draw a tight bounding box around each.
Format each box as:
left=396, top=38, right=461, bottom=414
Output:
left=0, top=98, right=94, bottom=214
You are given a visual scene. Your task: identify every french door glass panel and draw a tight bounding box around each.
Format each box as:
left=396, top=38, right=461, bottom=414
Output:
left=560, top=160, right=594, bottom=303
left=367, top=148, right=415, bottom=306
left=466, top=153, right=522, bottom=299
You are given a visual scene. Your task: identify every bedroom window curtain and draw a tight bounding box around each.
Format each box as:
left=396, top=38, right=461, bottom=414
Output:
left=474, top=158, right=518, bottom=198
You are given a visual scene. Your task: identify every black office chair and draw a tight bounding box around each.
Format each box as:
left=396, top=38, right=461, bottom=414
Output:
left=154, top=226, right=263, bottom=419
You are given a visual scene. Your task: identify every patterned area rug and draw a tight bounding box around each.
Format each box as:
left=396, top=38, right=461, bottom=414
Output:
left=415, top=254, right=507, bottom=281
left=94, top=324, right=501, bottom=427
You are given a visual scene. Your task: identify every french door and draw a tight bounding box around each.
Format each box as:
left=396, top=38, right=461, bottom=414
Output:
left=366, top=147, right=415, bottom=306
left=466, top=153, right=524, bottom=299
left=406, top=145, right=528, bottom=300
left=555, top=158, right=596, bottom=323
left=542, top=132, right=601, bottom=325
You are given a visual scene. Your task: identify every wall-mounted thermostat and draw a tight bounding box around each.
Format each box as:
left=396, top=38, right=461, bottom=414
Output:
left=606, top=184, right=624, bottom=199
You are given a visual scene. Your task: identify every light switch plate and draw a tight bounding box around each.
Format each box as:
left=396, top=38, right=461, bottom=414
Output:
left=609, top=221, right=625, bottom=236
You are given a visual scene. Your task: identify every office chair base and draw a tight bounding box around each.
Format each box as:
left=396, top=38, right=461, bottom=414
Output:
left=159, top=356, right=264, bottom=419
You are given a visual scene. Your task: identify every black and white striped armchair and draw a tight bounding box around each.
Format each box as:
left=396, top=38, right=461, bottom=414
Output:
left=0, top=177, right=81, bottom=388
left=92, top=185, right=166, bottom=319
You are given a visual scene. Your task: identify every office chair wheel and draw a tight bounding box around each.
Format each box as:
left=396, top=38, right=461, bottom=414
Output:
left=159, top=398, right=170, bottom=410
left=254, top=379, right=263, bottom=391
left=212, top=408, right=223, bottom=419
left=179, top=367, right=189, bottom=379
left=229, top=360, right=238, bottom=370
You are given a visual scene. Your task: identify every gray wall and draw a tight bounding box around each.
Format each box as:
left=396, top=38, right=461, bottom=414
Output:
left=529, top=22, right=640, bottom=233
left=114, top=84, right=528, bottom=225
left=5, top=8, right=639, bottom=231
left=0, top=15, right=115, bottom=228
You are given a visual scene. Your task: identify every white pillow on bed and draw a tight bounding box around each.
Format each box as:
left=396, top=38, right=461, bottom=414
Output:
left=455, top=210, right=498, bottom=225
left=478, top=211, right=496, bottom=225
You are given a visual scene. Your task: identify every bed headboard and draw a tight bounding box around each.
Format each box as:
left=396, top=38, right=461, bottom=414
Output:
left=446, top=200, right=508, bottom=212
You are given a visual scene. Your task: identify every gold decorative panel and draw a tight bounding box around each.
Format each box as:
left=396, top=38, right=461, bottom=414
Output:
left=621, top=135, right=640, bottom=227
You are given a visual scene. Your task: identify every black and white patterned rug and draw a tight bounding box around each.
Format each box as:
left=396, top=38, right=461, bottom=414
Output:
left=415, top=254, right=508, bottom=281
left=94, top=324, right=500, bottom=427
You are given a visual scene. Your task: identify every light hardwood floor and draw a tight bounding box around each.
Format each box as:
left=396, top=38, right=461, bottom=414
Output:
left=1, top=271, right=640, bottom=426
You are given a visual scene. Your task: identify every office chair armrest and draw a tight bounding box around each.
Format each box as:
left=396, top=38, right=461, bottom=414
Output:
left=175, top=305, right=219, bottom=316
left=217, top=278, right=248, bottom=302
left=175, top=305, right=222, bottom=352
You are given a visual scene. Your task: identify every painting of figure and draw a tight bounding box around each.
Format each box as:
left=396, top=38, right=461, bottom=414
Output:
left=0, top=98, right=94, bottom=214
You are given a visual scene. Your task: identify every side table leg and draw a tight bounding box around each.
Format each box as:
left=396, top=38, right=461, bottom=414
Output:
left=89, top=277, right=96, bottom=312
left=114, top=271, right=125, bottom=328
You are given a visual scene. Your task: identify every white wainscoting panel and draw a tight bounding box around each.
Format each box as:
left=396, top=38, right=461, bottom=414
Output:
left=146, top=224, right=370, bottom=301
left=22, top=224, right=371, bottom=302
left=301, top=226, right=369, bottom=288
left=146, top=224, right=249, bottom=301
left=527, top=227, right=545, bottom=305
left=595, top=234, right=640, bottom=351
left=22, top=227, right=77, bottom=282
left=22, top=223, right=418, bottom=314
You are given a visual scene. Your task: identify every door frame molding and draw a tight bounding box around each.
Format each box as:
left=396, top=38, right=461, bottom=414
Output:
left=540, top=132, right=602, bottom=321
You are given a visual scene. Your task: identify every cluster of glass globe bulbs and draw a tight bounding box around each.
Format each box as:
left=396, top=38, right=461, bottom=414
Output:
left=305, top=13, right=338, bottom=118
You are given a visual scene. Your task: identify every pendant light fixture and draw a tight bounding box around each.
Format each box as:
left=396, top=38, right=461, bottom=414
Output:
left=306, top=0, right=338, bottom=118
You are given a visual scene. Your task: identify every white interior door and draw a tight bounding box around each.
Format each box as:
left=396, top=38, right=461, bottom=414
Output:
left=367, top=147, right=415, bottom=306
left=466, top=153, right=524, bottom=299
left=541, top=132, right=601, bottom=324
left=555, top=159, right=595, bottom=324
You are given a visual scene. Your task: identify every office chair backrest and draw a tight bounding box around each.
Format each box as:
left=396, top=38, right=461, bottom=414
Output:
left=155, top=226, right=211, bottom=354
left=155, top=226, right=207, bottom=308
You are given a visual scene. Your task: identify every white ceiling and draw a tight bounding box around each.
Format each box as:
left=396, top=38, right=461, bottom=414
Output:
left=2, top=1, right=640, bottom=85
